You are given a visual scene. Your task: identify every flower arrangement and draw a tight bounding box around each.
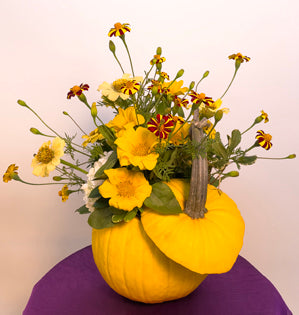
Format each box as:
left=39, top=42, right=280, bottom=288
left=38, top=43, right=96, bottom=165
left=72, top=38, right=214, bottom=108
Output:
left=3, top=22, right=296, bottom=303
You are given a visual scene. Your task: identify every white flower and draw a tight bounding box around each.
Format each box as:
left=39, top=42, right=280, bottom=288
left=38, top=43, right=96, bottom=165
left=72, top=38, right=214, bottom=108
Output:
left=81, top=151, right=113, bottom=212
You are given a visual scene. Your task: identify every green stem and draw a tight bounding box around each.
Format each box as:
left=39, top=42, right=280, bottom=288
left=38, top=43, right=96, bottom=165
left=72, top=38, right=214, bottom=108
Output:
left=256, top=156, right=292, bottom=160
left=112, top=52, right=125, bottom=74
left=64, top=112, right=87, bottom=135
left=241, top=122, right=257, bottom=135
left=220, top=67, right=238, bottom=99
left=14, top=175, right=68, bottom=186
left=60, top=159, right=88, bottom=174
left=121, top=36, right=135, bottom=77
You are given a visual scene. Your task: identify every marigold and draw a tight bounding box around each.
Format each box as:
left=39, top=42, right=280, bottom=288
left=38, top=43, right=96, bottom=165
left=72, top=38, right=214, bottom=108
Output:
left=150, top=54, right=166, bottom=65
left=67, top=83, right=89, bottom=99
left=256, top=130, right=272, bottom=150
left=169, top=118, right=191, bottom=145
left=108, top=23, right=131, bottom=37
left=3, top=164, right=18, bottom=183
left=162, top=80, right=188, bottom=96
left=147, top=114, right=174, bottom=139
left=107, top=107, right=145, bottom=137
left=228, top=53, right=250, bottom=63
left=120, top=80, right=140, bottom=95
left=189, top=91, right=206, bottom=104
left=174, top=96, right=190, bottom=108
left=98, top=74, right=143, bottom=102
left=261, top=110, right=269, bottom=123
left=31, top=137, right=65, bottom=177
left=115, top=127, right=159, bottom=170
left=99, top=168, right=152, bottom=211
left=58, top=185, right=69, bottom=202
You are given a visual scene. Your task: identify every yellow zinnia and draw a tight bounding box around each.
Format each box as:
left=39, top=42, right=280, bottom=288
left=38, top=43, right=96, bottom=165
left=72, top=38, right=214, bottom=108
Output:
left=107, top=107, right=145, bottom=137
left=115, top=127, right=159, bottom=170
left=99, top=168, right=152, bottom=211
left=31, top=137, right=65, bottom=177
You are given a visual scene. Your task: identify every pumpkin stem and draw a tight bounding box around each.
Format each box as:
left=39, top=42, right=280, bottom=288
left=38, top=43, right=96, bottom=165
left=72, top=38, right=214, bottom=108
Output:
left=184, top=109, right=209, bottom=219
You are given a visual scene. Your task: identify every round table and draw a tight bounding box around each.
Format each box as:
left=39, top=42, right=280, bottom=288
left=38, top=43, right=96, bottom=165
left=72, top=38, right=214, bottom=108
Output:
left=23, top=246, right=292, bottom=315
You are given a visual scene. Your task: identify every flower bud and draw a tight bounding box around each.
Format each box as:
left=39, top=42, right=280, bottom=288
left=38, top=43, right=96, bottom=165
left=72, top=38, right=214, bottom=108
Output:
left=91, top=102, right=98, bottom=118
left=287, top=154, right=296, bottom=159
left=63, top=111, right=69, bottom=115
left=109, top=40, right=116, bottom=53
left=203, top=70, right=209, bottom=78
left=156, top=47, right=162, bottom=55
left=53, top=176, right=63, bottom=181
left=17, top=99, right=27, bottom=107
left=176, top=69, right=184, bottom=79
left=30, top=127, right=42, bottom=135
left=214, top=110, right=223, bottom=123
left=254, top=116, right=263, bottom=124
left=156, top=63, right=162, bottom=71
left=227, top=171, right=239, bottom=177
left=151, top=86, right=158, bottom=95
left=78, top=93, right=87, bottom=104
left=189, top=81, right=195, bottom=90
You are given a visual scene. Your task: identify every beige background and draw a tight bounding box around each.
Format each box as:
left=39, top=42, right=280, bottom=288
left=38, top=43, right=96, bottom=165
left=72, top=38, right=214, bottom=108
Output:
left=1, top=0, right=298, bottom=314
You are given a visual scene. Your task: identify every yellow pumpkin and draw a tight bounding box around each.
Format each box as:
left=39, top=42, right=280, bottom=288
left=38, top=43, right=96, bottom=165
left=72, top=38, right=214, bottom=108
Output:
left=92, top=218, right=207, bottom=303
left=141, top=179, right=245, bottom=274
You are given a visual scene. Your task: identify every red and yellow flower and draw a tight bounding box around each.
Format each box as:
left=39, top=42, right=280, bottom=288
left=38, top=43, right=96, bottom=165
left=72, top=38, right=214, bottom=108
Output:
left=147, top=114, right=174, bottom=139
left=120, top=80, right=140, bottom=95
left=261, top=110, right=269, bottom=123
left=189, top=91, right=206, bottom=104
left=150, top=54, right=166, bottom=65
left=228, top=53, right=250, bottom=63
left=256, top=130, right=272, bottom=150
left=174, top=96, right=190, bottom=108
left=3, top=164, right=19, bottom=183
left=108, top=23, right=131, bottom=37
left=67, top=84, right=89, bottom=99
left=58, top=185, right=69, bottom=202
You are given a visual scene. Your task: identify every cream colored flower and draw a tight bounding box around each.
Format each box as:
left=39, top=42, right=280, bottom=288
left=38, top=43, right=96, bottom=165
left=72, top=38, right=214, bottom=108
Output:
left=81, top=151, right=112, bottom=212
left=98, top=74, right=143, bottom=102
left=31, top=137, right=65, bottom=177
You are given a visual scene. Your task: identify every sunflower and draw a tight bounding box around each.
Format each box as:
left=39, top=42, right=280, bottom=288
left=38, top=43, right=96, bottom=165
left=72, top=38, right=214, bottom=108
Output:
left=115, top=127, right=159, bottom=170
left=99, top=168, right=152, bottom=211
left=31, top=137, right=65, bottom=177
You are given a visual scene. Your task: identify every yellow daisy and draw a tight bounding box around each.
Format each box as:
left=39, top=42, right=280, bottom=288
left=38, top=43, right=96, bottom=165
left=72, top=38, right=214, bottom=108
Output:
left=115, top=127, right=159, bottom=171
left=161, top=80, right=188, bottom=96
left=31, top=137, right=65, bottom=177
left=3, top=164, right=19, bottom=183
left=107, top=106, right=145, bottom=137
left=97, top=74, right=143, bottom=102
left=99, top=168, right=152, bottom=211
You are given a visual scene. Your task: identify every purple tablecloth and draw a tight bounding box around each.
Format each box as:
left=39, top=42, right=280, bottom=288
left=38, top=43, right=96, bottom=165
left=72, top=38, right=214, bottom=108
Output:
left=23, top=246, right=292, bottom=315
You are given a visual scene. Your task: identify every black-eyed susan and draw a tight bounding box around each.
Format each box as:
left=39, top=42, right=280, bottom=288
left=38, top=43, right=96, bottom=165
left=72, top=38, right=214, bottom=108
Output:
left=228, top=53, right=250, bottom=63
left=58, top=184, right=69, bottom=202
left=107, top=106, right=145, bottom=137
left=99, top=168, right=152, bottom=211
left=256, top=130, right=272, bottom=150
left=31, top=137, right=65, bottom=177
left=147, top=114, right=174, bottom=139
left=3, top=164, right=19, bottom=183
left=115, top=127, right=159, bottom=170
left=120, top=80, right=140, bottom=95
left=150, top=54, right=166, bottom=65
left=108, top=22, right=131, bottom=37
left=67, top=83, right=89, bottom=99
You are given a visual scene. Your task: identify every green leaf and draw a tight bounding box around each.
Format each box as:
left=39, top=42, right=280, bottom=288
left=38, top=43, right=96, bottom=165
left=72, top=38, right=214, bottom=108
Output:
left=93, top=198, right=109, bottom=209
left=97, top=125, right=116, bottom=143
left=144, top=182, right=182, bottom=214
left=112, top=212, right=127, bottom=223
left=88, top=186, right=101, bottom=198
left=88, top=207, right=115, bottom=229
left=228, top=129, right=241, bottom=153
left=177, top=106, right=185, bottom=118
left=212, top=140, right=228, bottom=159
left=237, top=155, right=257, bottom=165
left=94, top=151, right=118, bottom=178
left=124, top=208, right=138, bottom=222
left=75, top=205, right=90, bottom=214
